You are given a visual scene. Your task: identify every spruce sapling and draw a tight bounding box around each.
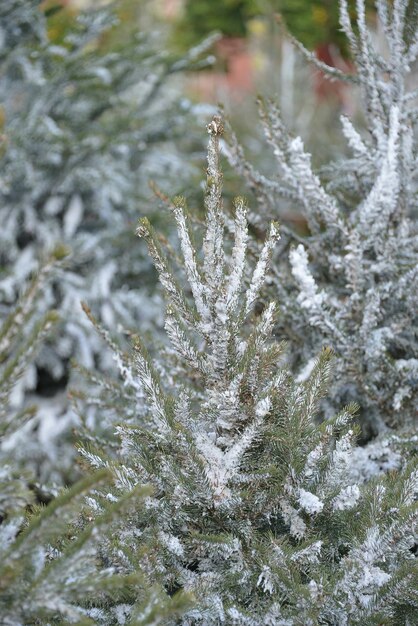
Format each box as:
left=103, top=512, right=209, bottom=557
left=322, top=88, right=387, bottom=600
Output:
left=78, top=118, right=418, bottom=625
left=226, top=0, right=418, bottom=435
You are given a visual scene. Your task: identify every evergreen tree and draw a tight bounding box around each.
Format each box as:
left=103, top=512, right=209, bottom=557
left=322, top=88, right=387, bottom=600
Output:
left=78, top=118, right=418, bottom=625
left=0, top=0, right=214, bottom=397
left=0, top=247, right=68, bottom=510
left=0, top=464, right=192, bottom=625
left=0, top=255, right=191, bottom=624
left=226, top=0, right=418, bottom=434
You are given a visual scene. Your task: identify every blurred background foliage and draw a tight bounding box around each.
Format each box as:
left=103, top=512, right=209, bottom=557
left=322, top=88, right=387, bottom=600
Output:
left=173, top=0, right=377, bottom=54
left=8, top=0, right=391, bottom=258
left=164, top=0, right=381, bottom=175
left=30, top=0, right=385, bottom=240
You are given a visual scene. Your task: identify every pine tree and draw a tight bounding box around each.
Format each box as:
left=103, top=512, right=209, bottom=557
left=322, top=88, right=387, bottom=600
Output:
left=0, top=465, right=193, bottom=625
left=0, top=255, right=191, bottom=624
left=0, top=246, right=68, bottom=512
left=78, top=118, right=418, bottom=625
left=0, top=0, right=214, bottom=396
left=226, top=0, right=418, bottom=435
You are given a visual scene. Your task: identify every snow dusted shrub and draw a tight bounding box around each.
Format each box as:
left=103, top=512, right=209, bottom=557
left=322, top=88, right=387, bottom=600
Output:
left=0, top=251, right=102, bottom=621
left=226, top=0, right=418, bottom=435
left=0, top=0, right=214, bottom=395
left=0, top=250, right=63, bottom=517
left=0, top=468, right=192, bottom=626
left=78, top=119, right=418, bottom=625
left=0, top=257, right=190, bottom=624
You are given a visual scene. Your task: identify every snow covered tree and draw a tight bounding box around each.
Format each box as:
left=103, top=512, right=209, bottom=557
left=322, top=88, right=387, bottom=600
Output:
left=0, top=258, right=191, bottom=624
left=0, top=246, right=69, bottom=512
left=0, top=465, right=194, bottom=626
left=0, top=0, right=214, bottom=396
left=226, top=0, right=418, bottom=435
left=77, top=118, right=418, bottom=625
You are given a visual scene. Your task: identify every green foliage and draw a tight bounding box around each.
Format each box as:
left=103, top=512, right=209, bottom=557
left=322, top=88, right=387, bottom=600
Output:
left=175, top=0, right=376, bottom=52
left=276, top=0, right=375, bottom=53
left=175, top=0, right=253, bottom=47
left=278, top=0, right=344, bottom=49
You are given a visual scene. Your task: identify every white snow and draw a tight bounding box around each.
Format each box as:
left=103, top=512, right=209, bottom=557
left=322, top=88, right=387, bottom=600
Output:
left=257, top=565, right=275, bottom=594
left=298, top=489, right=324, bottom=514
left=289, top=245, right=324, bottom=310
left=332, top=485, right=361, bottom=511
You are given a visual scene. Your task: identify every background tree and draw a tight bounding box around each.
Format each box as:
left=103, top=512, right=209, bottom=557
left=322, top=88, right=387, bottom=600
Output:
left=226, top=0, right=418, bottom=436
left=0, top=0, right=214, bottom=408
